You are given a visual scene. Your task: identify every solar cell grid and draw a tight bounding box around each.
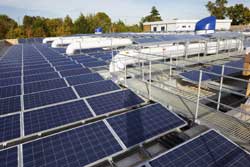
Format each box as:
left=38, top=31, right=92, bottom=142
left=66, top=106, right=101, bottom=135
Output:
left=23, top=64, right=51, bottom=70
left=107, top=104, right=186, bottom=147
left=59, top=68, right=92, bottom=77
left=24, top=100, right=93, bottom=135
left=24, top=67, right=55, bottom=76
left=81, top=61, right=107, bottom=67
left=0, top=85, right=21, bottom=99
left=149, top=130, right=250, bottom=167
left=0, top=71, right=21, bottom=79
left=23, top=121, right=123, bottom=167
left=0, top=147, right=18, bottom=167
left=0, top=96, right=21, bottom=116
left=24, top=87, right=77, bottom=109
left=0, top=114, right=20, bottom=143
left=0, top=67, right=21, bottom=73
left=0, top=77, right=21, bottom=87
left=66, top=73, right=104, bottom=86
left=75, top=80, right=120, bottom=97
left=24, top=72, right=60, bottom=83
left=24, top=78, right=67, bottom=94
left=87, top=89, right=144, bottom=115
left=55, top=64, right=82, bottom=71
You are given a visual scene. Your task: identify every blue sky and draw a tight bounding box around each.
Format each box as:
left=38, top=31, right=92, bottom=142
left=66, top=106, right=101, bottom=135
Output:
left=0, top=0, right=249, bottom=25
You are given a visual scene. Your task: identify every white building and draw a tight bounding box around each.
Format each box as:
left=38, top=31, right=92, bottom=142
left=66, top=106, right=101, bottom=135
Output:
left=143, top=19, right=232, bottom=32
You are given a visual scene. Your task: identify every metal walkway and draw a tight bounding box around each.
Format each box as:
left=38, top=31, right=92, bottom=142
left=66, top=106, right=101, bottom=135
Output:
left=124, top=78, right=250, bottom=150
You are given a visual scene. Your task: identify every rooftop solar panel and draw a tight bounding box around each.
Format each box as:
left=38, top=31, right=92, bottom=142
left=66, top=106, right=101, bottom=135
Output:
left=51, top=61, right=76, bottom=67
left=24, top=87, right=77, bottom=110
left=0, top=71, right=21, bottom=79
left=0, top=114, right=20, bottom=143
left=87, top=89, right=144, bottom=115
left=107, top=103, right=186, bottom=147
left=23, top=121, right=123, bottom=167
left=59, top=68, right=92, bottom=77
left=23, top=63, right=51, bottom=70
left=0, top=77, right=21, bottom=88
left=0, top=85, right=21, bottom=99
left=82, top=61, right=107, bottom=67
left=0, top=96, right=21, bottom=116
left=0, top=67, right=21, bottom=73
left=24, top=67, right=55, bottom=76
left=66, top=73, right=104, bottom=86
left=24, top=100, right=93, bottom=135
left=24, top=78, right=67, bottom=94
left=55, top=64, right=82, bottom=71
left=24, top=72, right=60, bottom=83
left=0, top=147, right=18, bottom=167
left=149, top=130, right=250, bottom=167
left=75, top=80, right=120, bottom=97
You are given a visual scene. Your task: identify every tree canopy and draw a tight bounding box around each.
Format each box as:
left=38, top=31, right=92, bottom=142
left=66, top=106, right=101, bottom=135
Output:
left=206, top=0, right=250, bottom=25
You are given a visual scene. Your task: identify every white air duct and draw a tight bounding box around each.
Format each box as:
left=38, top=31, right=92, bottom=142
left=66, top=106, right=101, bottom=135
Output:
left=66, top=38, right=133, bottom=55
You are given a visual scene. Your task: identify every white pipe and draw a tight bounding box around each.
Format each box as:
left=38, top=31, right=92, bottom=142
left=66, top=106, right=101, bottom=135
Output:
left=66, top=38, right=133, bottom=55
left=42, top=37, right=60, bottom=44
left=110, top=39, right=242, bottom=72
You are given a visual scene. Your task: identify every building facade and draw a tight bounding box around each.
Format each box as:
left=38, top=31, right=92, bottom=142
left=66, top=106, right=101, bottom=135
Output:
left=143, top=19, right=232, bottom=32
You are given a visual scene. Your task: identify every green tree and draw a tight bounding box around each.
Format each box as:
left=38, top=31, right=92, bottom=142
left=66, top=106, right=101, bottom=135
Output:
left=63, top=15, right=73, bottom=35
left=94, top=12, right=112, bottom=33
left=46, top=18, right=63, bottom=36
left=6, top=27, right=25, bottom=39
left=73, top=13, right=89, bottom=34
left=113, top=20, right=128, bottom=32
left=206, top=0, right=228, bottom=19
left=142, top=6, right=162, bottom=23
left=0, top=15, right=18, bottom=39
left=227, top=4, right=250, bottom=25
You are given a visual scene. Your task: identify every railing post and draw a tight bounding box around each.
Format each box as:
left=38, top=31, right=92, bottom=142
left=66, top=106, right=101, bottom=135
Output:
left=217, top=65, right=225, bottom=111
left=124, top=64, right=127, bottom=86
left=195, top=70, right=203, bottom=124
left=149, top=61, right=152, bottom=99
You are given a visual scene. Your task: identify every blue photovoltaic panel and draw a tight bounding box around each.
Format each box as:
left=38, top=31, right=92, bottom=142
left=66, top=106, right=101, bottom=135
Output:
left=23, top=121, right=123, bottom=167
left=24, top=63, right=51, bottom=70
left=149, top=130, right=250, bottom=167
left=0, top=71, right=21, bottom=79
left=82, top=61, right=107, bottom=67
left=24, top=67, right=55, bottom=76
left=107, top=104, right=186, bottom=147
left=180, top=70, right=211, bottom=82
left=0, top=114, right=20, bottom=142
left=24, top=78, right=67, bottom=94
left=0, top=85, right=21, bottom=99
left=24, top=87, right=77, bottom=109
left=180, top=59, right=245, bottom=82
left=24, top=72, right=60, bottom=83
left=75, top=80, right=120, bottom=97
left=51, top=61, right=76, bottom=67
left=0, top=147, right=18, bottom=167
left=0, top=77, right=21, bottom=87
left=24, top=100, right=93, bottom=135
left=55, top=64, right=82, bottom=71
left=59, top=68, right=92, bottom=77
left=66, top=73, right=104, bottom=86
left=0, top=67, right=21, bottom=73
left=0, top=96, right=21, bottom=115
left=87, top=90, right=144, bottom=115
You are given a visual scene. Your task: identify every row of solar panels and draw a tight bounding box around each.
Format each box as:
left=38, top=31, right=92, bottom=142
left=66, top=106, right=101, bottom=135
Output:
left=180, top=58, right=244, bottom=82
left=2, top=128, right=250, bottom=167
left=0, top=44, right=141, bottom=144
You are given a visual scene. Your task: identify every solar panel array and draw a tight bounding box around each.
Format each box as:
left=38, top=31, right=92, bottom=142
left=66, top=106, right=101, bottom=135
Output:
left=149, top=130, right=250, bottom=167
left=0, top=41, right=247, bottom=167
left=180, top=58, right=244, bottom=82
left=0, top=44, right=130, bottom=143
